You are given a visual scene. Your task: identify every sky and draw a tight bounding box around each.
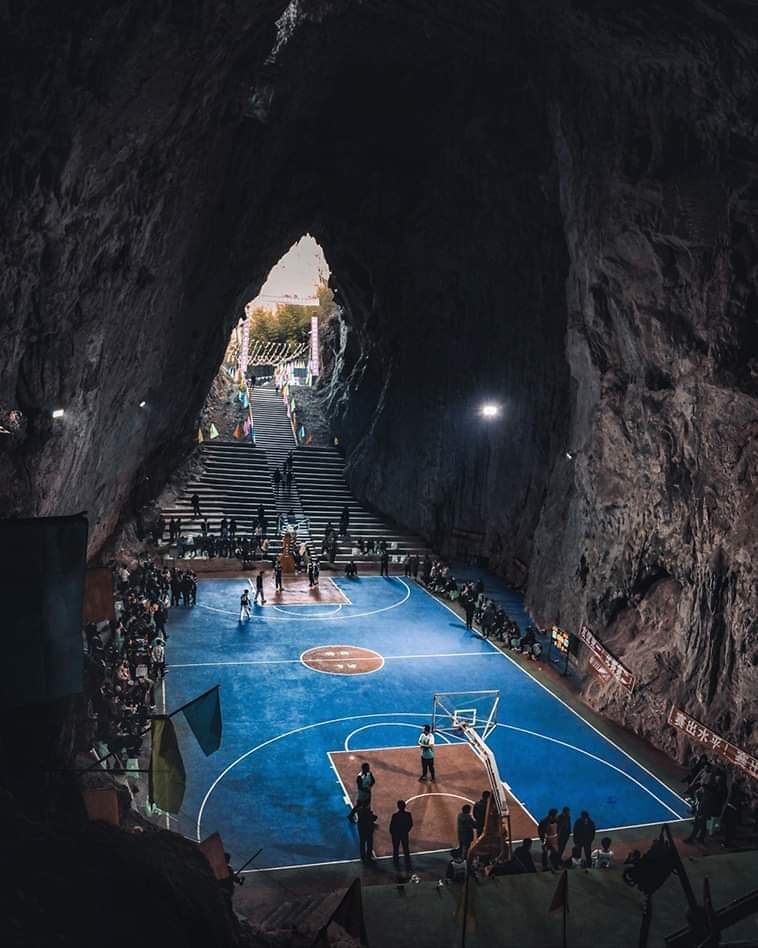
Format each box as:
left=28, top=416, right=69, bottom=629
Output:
left=249, top=234, right=329, bottom=310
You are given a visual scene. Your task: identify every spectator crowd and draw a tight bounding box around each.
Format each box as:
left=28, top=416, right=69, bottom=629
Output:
left=83, top=558, right=194, bottom=792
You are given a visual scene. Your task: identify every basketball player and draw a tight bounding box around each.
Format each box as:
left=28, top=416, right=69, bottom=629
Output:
left=418, top=724, right=435, bottom=781
left=347, top=762, right=376, bottom=821
left=239, top=588, right=251, bottom=621
left=254, top=569, right=266, bottom=605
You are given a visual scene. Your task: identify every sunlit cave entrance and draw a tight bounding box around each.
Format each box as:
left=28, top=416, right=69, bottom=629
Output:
left=200, top=235, right=337, bottom=448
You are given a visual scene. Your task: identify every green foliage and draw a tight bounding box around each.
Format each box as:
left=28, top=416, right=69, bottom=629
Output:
left=248, top=277, right=336, bottom=347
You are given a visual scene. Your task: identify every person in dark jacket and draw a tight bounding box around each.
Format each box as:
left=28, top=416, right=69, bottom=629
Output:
left=557, top=806, right=572, bottom=860
left=473, top=791, right=491, bottom=837
left=686, top=786, right=708, bottom=843
left=389, top=800, right=413, bottom=866
left=356, top=802, right=377, bottom=862
left=457, top=804, right=477, bottom=857
left=572, top=810, right=596, bottom=866
left=512, top=838, right=537, bottom=873
left=254, top=570, right=266, bottom=605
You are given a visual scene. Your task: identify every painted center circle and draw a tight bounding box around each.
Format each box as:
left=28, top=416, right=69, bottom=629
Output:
left=301, top=645, right=384, bottom=676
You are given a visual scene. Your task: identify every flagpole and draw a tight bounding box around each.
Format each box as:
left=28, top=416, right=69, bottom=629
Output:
left=82, top=684, right=220, bottom=773
left=235, top=847, right=263, bottom=874
left=461, top=861, right=470, bottom=948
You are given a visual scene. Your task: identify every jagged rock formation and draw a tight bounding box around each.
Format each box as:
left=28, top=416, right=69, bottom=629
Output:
left=2, top=1, right=758, bottom=763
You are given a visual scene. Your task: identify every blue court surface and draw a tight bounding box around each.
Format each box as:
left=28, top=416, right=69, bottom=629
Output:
left=165, top=577, right=689, bottom=871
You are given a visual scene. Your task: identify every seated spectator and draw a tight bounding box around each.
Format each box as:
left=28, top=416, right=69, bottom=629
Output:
left=512, top=837, right=537, bottom=873
left=565, top=845, right=585, bottom=868
left=446, top=849, right=467, bottom=882
left=591, top=837, right=614, bottom=868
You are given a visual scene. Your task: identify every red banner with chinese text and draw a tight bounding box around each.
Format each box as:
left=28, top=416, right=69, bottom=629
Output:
left=667, top=706, right=758, bottom=782
left=576, top=623, right=636, bottom=692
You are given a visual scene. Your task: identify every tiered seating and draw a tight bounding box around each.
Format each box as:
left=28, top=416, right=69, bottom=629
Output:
left=294, top=444, right=430, bottom=566
left=250, top=386, right=312, bottom=551
left=160, top=440, right=281, bottom=550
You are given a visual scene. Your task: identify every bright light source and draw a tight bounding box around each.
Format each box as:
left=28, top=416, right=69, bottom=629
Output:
left=52, top=409, right=65, bottom=419
left=139, top=400, right=147, bottom=408
left=480, top=403, right=500, bottom=418
left=565, top=451, right=574, bottom=460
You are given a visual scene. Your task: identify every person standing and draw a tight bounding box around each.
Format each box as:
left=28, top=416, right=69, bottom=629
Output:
left=572, top=810, right=596, bottom=866
left=418, top=724, right=435, bottom=782
left=720, top=782, right=742, bottom=848
left=544, top=813, right=560, bottom=869
left=348, top=762, right=376, bottom=821
left=463, top=594, right=476, bottom=631
left=473, top=790, right=491, bottom=837
left=254, top=570, right=266, bottom=605
left=557, top=806, right=572, bottom=860
left=308, top=560, right=315, bottom=588
left=389, top=800, right=413, bottom=867
left=380, top=549, right=389, bottom=577
left=457, top=804, right=477, bottom=858
left=191, top=493, right=202, bottom=518
left=313, top=559, right=320, bottom=586
left=340, top=504, right=350, bottom=536
left=274, top=558, right=283, bottom=593
left=229, top=518, right=237, bottom=540
left=686, top=786, right=708, bottom=844
left=538, top=808, right=559, bottom=870
left=239, top=589, right=251, bottom=621
left=357, top=802, right=377, bottom=862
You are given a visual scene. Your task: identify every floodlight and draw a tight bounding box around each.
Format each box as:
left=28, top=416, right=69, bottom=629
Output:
left=52, top=409, right=65, bottom=418
left=480, top=403, right=500, bottom=418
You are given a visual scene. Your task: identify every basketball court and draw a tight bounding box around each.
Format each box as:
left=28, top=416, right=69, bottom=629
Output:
left=163, top=576, right=691, bottom=871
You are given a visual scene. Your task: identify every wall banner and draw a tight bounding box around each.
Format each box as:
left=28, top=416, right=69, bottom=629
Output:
left=576, top=623, right=636, bottom=692
left=668, top=706, right=758, bottom=781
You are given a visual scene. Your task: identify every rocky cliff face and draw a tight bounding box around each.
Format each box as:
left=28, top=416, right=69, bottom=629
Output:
left=2, top=1, right=757, bottom=758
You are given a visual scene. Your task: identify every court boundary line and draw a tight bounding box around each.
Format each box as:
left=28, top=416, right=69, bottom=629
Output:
left=240, top=847, right=452, bottom=873
left=326, top=752, right=352, bottom=806
left=414, top=582, right=691, bottom=814
left=494, top=723, right=681, bottom=819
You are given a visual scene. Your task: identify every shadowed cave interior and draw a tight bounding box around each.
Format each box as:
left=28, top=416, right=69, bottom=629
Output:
left=2, top=1, right=758, bottom=945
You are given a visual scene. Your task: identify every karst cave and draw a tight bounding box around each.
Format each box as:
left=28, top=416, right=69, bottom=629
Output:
left=2, top=2, right=758, bottom=946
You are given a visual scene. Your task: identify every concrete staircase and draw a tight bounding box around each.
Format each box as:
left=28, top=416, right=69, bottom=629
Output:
left=250, top=385, right=312, bottom=551
left=160, top=440, right=282, bottom=552
left=293, top=449, right=430, bottom=568
left=162, top=381, right=430, bottom=569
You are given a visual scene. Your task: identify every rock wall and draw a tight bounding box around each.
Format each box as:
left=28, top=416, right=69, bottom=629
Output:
left=2, top=1, right=757, bottom=759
